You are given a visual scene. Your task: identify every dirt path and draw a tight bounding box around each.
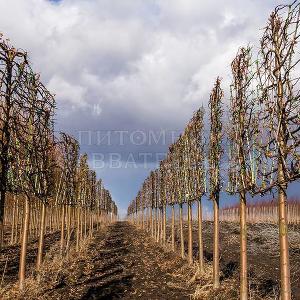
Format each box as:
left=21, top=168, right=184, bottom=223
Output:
left=42, top=221, right=195, bottom=300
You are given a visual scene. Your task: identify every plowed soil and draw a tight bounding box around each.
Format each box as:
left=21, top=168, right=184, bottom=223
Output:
left=75, top=222, right=194, bottom=300
left=24, top=222, right=195, bottom=300
left=174, top=221, right=300, bottom=300
left=0, top=231, right=61, bottom=284
left=1, top=221, right=299, bottom=299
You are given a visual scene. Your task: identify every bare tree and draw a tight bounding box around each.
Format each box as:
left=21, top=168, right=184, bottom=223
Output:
left=254, top=3, right=300, bottom=299
left=228, top=47, right=258, bottom=300
left=13, top=71, right=55, bottom=289
left=58, top=133, right=79, bottom=255
left=208, top=78, right=223, bottom=289
left=0, top=37, right=29, bottom=247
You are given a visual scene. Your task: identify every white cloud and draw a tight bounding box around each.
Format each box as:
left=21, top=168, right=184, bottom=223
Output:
left=47, top=75, right=87, bottom=108
left=0, top=0, right=284, bottom=121
left=0, top=0, right=287, bottom=210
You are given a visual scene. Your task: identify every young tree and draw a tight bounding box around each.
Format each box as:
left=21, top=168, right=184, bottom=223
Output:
left=191, top=107, right=206, bottom=272
left=183, top=131, right=194, bottom=264
left=167, top=146, right=177, bottom=252
left=256, top=3, right=300, bottom=299
left=15, top=71, right=55, bottom=289
left=33, top=82, right=56, bottom=272
left=176, top=136, right=185, bottom=258
left=58, top=133, right=79, bottom=255
left=76, top=153, right=89, bottom=248
left=208, top=78, right=223, bottom=289
left=0, top=38, right=29, bottom=247
left=228, top=47, right=258, bottom=300
left=159, top=161, right=167, bottom=245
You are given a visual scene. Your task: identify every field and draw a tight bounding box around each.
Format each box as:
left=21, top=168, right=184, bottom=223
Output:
left=176, top=221, right=300, bottom=299
left=0, top=222, right=196, bottom=299
left=0, top=220, right=299, bottom=299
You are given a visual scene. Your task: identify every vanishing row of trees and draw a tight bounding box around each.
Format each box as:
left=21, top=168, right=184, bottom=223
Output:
left=127, top=2, right=300, bottom=300
left=0, top=35, right=118, bottom=289
left=220, top=199, right=300, bottom=224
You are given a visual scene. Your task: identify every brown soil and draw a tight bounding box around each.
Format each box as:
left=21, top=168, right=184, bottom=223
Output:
left=76, top=222, right=195, bottom=300
left=1, top=221, right=299, bottom=299
left=1, top=222, right=196, bottom=299
left=0, top=230, right=61, bottom=284
left=171, top=220, right=300, bottom=299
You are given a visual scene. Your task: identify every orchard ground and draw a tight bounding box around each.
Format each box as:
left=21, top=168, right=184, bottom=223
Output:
left=0, top=221, right=299, bottom=299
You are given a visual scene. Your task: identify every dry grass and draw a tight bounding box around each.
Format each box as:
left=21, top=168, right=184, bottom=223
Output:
left=0, top=230, right=106, bottom=300
left=0, top=222, right=298, bottom=299
left=191, top=262, right=281, bottom=300
left=192, top=262, right=238, bottom=300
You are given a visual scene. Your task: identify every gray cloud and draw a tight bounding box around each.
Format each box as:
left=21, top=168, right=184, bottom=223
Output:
left=0, top=0, right=288, bottom=216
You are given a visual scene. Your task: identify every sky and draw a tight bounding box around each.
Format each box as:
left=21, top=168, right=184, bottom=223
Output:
left=0, top=0, right=298, bottom=217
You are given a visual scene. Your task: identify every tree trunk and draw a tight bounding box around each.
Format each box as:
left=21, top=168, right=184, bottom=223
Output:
left=14, top=197, right=19, bottom=244
left=240, top=191, right=248, bottom=299
left=76, top=207, right=80, bottom=251
left=19, top=196, right=30, bottom=290
left=10, top=196, right=16, bottom=245
left=0, top=196, right=5, bottom=249
left=80, top=208, right=83, bottom=241
left=179, top=203, right=185, bottom=258
left=157, top=208, right=160, bottom=243
left=60, top=205, right=65, bottom=255
left=198, top=198, right=204, bottom=272
left=150, top=207, right=153, bottom=237
left=84, top=209, right=87, bottom=239
left=154, top=208, right=157, bottom=239
left=278, top=166, right=291, bottom=300
left=160, top=208, right=164, bottom=244
left=37, top=202, right=46, bottom=271
left=68, top=206, right=72, bottom=244
left=163, top=205, right=166, bottom=245
left=90, top=209, right=94, bottom=237
left=188, top=201, right=193, bottom=264
left=171, top=205, right=175, bottom=251
left=213, top=197, right=220, bottom=289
